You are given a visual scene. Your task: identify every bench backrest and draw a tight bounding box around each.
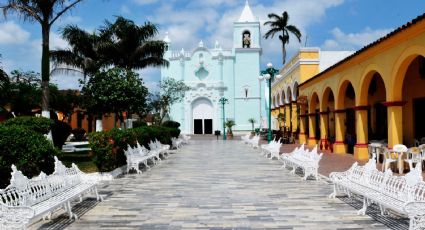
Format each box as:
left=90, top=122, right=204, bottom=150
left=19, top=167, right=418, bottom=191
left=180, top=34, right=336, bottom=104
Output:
left=381, top=163, right=423, bottom=202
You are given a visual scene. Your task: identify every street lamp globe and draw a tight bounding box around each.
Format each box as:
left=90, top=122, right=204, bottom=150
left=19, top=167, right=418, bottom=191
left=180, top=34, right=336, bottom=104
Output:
left=264, top=74, right=271, bottom=80
left=258, top=75, right=264, bottom=81
left=267, top=62, right=273, bottom=68
left=276, top=74, right=282, bottom=79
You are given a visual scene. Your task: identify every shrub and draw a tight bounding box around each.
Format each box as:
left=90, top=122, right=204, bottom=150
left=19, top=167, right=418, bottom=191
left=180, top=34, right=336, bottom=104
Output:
left=133, top=120, right=147, bottom=128
left=2, top=116, right=54, bottom=134
left=72, top=127, right=86, bottom=141
left=88, top=125, right=180, bottom=172
left=162, top=120, right=180, bottom=129
left=52, top=120, right=72, bottom=149
left=0, top=125, right=58, bottom=188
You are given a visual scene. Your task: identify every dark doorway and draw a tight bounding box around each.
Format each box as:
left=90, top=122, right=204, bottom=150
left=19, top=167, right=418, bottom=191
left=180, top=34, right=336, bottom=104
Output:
left=414, top=97, right=425, bottom=139
left=194, top=119, right=203, bottom=134
left=315, top=109, right=320, bottom=140
left=204, top=119, right=213, bottom=134
left=345, top=108, right=356, bottom=154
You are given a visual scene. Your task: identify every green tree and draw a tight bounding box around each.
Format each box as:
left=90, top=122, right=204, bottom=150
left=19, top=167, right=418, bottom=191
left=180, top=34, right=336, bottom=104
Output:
left=50, top=25, right=110, bottom=82
left=100, top=16, right=169, bottom=71
left=6, top=70, right=42, bottom=116
left=264, top=11, right=302, bottom=66
left=0, top=56, right=9, bottom=101
left=1, top=0, right=86, bottom=116
left=82, top=67, right=149, bottom=129
left=152, top=78, right=190, bottom=124
left=225, top=120, right=236, bottom=134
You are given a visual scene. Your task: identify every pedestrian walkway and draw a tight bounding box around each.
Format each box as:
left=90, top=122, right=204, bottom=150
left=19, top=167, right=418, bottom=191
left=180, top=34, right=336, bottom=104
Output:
left=33, top=140, right=403, bottom=229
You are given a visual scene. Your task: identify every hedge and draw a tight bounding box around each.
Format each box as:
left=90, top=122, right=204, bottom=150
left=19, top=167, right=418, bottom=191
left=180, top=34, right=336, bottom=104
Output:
left=0, top=125, right=58, bottom=188
left=88, top=126, right=180, bottom=172
left=2, top=116, right=53, bottom=134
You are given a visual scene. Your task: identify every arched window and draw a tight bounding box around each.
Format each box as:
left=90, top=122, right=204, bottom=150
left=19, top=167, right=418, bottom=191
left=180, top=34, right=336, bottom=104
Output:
left=242, top=30, right=251, bottom=48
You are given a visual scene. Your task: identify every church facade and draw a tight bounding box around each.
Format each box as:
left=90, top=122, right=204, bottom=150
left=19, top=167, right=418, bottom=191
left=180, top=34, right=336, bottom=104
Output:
left=161, top=2, right=264, bottom=134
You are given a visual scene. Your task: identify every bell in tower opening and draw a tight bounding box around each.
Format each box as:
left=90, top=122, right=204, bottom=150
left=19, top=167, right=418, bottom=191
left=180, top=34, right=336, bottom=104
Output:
left=242, top=31, right=251, bottom=48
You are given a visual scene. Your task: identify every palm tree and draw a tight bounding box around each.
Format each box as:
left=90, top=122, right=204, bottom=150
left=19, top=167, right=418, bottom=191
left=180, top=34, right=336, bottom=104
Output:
left=100, top=16, right=169, bottom=71
left=50, top=25, right=109, bottom=82
left=1, top=0, right=85, bottom=117
left=248, top=118, right=256, bottom=132
left=264, top=11, right=302, bottom=66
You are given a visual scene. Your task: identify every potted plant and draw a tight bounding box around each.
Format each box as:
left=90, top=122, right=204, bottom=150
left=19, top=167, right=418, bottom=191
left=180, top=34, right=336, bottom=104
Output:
left=248, top=118, right=256, bottom=136
left=225, top=120, right=236, bottom=140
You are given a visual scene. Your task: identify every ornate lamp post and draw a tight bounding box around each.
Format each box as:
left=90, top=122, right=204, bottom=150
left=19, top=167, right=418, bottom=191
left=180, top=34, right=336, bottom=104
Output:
left=219, top=97, right=228, bottom=140
left=259, top=63, right=282, bottom=143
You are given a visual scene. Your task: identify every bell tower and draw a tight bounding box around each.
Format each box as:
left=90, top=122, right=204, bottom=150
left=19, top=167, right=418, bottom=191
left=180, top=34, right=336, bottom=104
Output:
left=232, top=0, right=263, bottom=131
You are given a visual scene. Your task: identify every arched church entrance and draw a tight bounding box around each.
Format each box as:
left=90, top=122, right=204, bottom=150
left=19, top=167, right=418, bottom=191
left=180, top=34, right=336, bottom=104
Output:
left=192, top=98, right=214, bottom=134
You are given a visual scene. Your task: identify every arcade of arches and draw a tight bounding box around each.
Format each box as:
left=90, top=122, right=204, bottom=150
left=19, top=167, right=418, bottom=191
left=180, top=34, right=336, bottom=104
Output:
left=296, top=16, right=425, bottom=160
left=270, top=14, right=425, bottom=160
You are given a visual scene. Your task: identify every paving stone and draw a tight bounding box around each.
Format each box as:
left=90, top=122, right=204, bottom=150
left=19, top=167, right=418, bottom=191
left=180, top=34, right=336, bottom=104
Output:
left=30, top=140, right=407, bottom=229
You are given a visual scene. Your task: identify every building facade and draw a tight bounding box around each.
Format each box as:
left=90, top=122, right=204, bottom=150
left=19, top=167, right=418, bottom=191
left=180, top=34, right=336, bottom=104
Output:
left=161, top=2, right=264, bottom=134
left=272, top=14, right=425, bottom=160
left=270, top=48, right=353, bottom=143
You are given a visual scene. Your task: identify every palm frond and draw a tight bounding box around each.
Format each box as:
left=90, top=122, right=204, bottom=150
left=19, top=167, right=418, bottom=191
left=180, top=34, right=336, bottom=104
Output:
left=286, top=25, right=302, bottom=42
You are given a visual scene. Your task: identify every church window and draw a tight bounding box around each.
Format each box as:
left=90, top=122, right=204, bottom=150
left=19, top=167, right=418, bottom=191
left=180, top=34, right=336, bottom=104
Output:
left=242, top=31, right=251, bottom=48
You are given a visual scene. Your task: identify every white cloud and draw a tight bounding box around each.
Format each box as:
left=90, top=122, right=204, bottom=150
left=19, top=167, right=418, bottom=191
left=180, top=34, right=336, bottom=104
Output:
left=132, top=0, right=158, bottom=5
left=0, top=21, right=30, bottom=44
left=56, top=15, right=82, bottom=26
left=322, top=27, right=393, bottom=50
left=120, top=5, right=131, bottom=15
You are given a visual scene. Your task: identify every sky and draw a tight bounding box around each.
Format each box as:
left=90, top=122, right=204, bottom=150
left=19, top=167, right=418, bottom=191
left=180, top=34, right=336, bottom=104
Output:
left=0, top=0, right=424, bottom=92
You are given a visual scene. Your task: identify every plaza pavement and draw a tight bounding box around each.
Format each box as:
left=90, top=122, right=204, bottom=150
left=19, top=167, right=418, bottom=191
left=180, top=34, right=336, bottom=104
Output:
left=32, top=138, right=408, bottom=229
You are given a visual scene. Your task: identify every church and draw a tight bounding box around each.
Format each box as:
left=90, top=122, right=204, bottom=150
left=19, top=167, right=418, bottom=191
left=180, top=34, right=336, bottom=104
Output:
left=161, top=1, right=264, bottom=134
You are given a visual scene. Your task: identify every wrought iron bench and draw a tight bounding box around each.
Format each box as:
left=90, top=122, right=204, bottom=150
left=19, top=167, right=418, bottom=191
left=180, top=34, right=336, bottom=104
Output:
left=260, top=138, right=281, bottom=159
left=329, top=159, right=425, bottom=230
left=0, top=157, right=103, bottom=229
left=125, top=143, right=157, bottom=174
left=281, top=145, right=322, bottom=180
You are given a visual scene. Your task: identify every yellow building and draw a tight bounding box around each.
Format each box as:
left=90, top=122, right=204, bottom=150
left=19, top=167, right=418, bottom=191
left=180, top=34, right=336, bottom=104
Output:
left=295, top=14, right=425, bottom=160
left=271, top=48, right=353, bottom=144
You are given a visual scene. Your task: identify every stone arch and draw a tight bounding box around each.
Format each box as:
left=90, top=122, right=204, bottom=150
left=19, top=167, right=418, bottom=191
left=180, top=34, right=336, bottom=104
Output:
left=281, top=89, right=286, bottom=105
left=309, top=92, right=320, bottom=113
left=321, top=87, right=335, bottom=111
left=336, top=79, right=356, bottom=109
left=391, top=45, right=425, bottom=101
left=293, top=81, right=299, bottom=100
left=358, top=66, right=388, bottom=105
left=287, top=86, right=293, bottom=103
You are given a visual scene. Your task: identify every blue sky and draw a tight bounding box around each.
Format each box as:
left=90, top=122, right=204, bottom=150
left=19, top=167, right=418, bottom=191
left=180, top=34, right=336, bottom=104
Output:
left=0, top=0, right=424, bottom=91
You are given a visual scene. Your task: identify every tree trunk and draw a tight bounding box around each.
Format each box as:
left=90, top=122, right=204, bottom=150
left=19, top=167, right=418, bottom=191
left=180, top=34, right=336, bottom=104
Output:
left=282, top=44, right=286, bottom=66
left=41, top=23, right=51, bottom=116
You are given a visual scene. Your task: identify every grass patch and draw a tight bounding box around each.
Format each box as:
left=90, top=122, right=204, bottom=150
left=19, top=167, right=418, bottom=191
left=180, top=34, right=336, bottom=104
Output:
left=57, top=150, right=99, bottom=173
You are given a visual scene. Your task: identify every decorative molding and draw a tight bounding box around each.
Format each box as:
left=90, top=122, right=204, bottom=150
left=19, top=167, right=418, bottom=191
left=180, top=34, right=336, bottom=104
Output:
left=353, top=105, right=370, bottom=111
left=333, top=109, right=346, bottom=113
left=381, top=101, right=407, bottom=107
left=308, top=113, right=316, bottom=116
left=319, top=111, right=329, bottom=115
left=334, top=141, right=345, bottom=144
left=355, top=143, right=369, bottom=148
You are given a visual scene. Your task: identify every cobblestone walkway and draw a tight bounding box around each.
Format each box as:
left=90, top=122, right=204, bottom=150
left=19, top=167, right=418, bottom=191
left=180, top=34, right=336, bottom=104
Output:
left=34, top=140, right=397, bottom=229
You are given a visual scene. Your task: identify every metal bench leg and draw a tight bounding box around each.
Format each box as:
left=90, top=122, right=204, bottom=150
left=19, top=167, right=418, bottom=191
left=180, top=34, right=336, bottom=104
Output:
left=357, top=197, right=368, bottom=215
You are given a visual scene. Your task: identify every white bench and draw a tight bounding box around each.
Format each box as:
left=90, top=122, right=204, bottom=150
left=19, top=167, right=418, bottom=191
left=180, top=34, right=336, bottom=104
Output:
left=260, top=138, right=281, bottom=159
left=281, top=145, right=322, bottom=180
left=172, top=137, right=183, bottom=149
left=246, top=135, right=260, bottom=149
left=329, top=159, right=425, bottom=230
left=0, top=157, right=102, bottom=229
left=241, top=134, right=251, bottom=144
left=125, top=142, right=159, bottom=174
left=180, top=134, right=191, bottom=144
left=148, top=139, right=170, bottom=159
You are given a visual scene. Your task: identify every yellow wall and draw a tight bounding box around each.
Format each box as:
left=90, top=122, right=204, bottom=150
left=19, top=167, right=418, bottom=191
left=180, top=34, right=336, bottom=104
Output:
left=299, top=17, right=425, bottom=159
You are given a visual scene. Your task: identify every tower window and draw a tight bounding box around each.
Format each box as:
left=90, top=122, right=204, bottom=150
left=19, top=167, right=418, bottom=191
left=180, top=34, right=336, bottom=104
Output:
left=243, top=85, right=250, bottom=98
left=242, top=31, right=251, bottom=48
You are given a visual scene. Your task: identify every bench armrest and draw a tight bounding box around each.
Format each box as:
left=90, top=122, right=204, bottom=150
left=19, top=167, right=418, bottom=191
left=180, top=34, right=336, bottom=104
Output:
left=0, top=203, right=35, bottom=229
left=404, top=201, right=425, bottom=229
left=329, top=171, right=348, bottom=182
